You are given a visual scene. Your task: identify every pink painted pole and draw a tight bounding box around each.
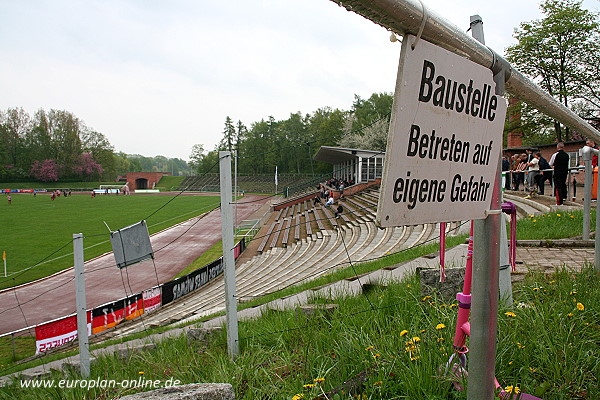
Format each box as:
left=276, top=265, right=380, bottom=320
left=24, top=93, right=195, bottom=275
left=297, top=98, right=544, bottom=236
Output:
left=440, top=222, right=446, bottom=282
left=453, top=221, right=474, bottom=351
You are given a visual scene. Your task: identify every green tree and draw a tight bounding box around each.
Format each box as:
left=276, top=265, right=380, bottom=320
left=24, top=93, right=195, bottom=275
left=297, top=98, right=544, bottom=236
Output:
left=218, top=116, right=237, bottom=152
left=506, top=0, right=600, bottom=142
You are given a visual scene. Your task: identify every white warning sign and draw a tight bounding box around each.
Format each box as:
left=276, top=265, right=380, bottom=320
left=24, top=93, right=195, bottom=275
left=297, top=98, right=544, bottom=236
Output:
left=376, top=35, right=507, bottom=227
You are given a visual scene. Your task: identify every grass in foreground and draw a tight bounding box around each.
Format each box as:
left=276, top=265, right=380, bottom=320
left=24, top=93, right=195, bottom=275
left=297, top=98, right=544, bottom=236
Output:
left=0, top=193, right=220, bottom=289
left=1, top=266, right=597, bottom=400
left=515, top=209, right=596, bottom=240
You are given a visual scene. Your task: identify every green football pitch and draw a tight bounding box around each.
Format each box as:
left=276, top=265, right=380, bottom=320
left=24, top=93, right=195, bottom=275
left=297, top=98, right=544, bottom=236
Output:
left=0, top=193, right=220, bottom=289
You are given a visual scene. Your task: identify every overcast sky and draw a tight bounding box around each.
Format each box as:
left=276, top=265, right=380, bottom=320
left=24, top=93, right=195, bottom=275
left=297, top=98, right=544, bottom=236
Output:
left=1, top=0, right=598, bottom=161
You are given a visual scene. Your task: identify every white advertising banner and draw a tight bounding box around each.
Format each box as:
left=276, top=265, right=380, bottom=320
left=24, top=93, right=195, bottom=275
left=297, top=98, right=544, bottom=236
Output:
left=377, top=35, right=507, bottom=227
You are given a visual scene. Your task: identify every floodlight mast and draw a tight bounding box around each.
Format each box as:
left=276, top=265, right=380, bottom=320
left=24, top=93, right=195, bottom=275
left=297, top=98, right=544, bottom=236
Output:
left=329, top=0, right=600, bottom=142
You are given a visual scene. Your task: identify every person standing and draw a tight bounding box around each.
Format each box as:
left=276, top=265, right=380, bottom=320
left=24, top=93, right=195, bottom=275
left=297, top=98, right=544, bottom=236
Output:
left=549, top=142, right=570, bottom=205
left=7, top=195, right=11, bottom=205
left=525, top=152, right=540, bottom=198
left=535, top=152, right=552, bottom=195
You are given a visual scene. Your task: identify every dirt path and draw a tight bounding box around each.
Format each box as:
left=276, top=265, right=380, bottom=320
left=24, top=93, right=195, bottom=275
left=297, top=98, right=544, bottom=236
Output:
left=0, top=195, right=271, bottom=335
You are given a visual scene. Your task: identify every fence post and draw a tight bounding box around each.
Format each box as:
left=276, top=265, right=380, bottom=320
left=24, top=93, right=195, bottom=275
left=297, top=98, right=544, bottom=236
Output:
left=468, top=16, right=501, bottom=400
left=219, top=151, right=239, bottom=359
left=581, top=146, right=593, bottom=240
left=74, top=233, right=90, bottom=378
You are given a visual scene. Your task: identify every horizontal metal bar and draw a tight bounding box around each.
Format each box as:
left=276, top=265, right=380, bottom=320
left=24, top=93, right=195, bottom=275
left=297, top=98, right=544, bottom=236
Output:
left=330, top=0, right=600, bottom=142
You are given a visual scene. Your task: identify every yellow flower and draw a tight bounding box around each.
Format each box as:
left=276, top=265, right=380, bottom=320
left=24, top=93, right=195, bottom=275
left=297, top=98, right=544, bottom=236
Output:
left=567, top=313, right=574, bottom=318
left=313, top=378, right=325, bottom=383
left=365, top=345, right=374, bottom=351
left=570, top=215, right=575, bottom=218
left=437, top=337, right=444, bottom=342
left=373, top=381, right=383, bottom=386
left=556, top=213, right=561, bottom=217
left=516, top=342, right=525, bottom=349
left=373, top=354, right=381, bottom=358
left=505, top=311, right=516, bottom=318
left=412, top=336, right=421, bottom=343
left=528, top=214, right=534, bottom=218
left=505, top=386, right=521, bottom=394
left=422, top=295, right=432, bottom=301
left=533, top=287, right=540, bottom=291
left=577, top=302, right=585, bottom=311
left=533, top=219, right=537, bottom=223
left=450, top=304, right=458, bottom=308
left=508, top=361, right=513, bottom=365
left=292, top=394, right=304, bottom=400
left=410, top=356, right=420, bottom=361
left=436, top=323, right=446, bottom=330
left=303, top=384, right=315, bottom=388
left=570, top=290, right=577, bottom=295
left=400, top=329, right=409, bottom=336
left=529, top=367, right=538, bottom=373
left=138, top=371, right=144, bottom=375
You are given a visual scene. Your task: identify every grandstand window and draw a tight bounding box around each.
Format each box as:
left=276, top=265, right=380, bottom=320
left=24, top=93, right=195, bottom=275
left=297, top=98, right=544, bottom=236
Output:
left=375, top=158, right=383, bottom=178
left=361, top=159, right=368, bottom=182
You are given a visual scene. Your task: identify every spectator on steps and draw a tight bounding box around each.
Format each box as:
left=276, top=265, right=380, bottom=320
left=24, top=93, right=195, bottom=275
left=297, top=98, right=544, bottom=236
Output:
left=335, top=203, right=343, bottom=219
left=325, top=196, right=334, bottom=207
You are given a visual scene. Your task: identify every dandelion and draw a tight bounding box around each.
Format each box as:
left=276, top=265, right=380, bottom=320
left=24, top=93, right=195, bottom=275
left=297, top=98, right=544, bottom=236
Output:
left=556, top=213, right=561, bottom=217
left=570, top=290, right=577, bottom=295
left=516, top=342, right=525, bottom=349
left=528, top=214, right=534, bottom=218
left=577, top=302, right=585, bottom=311
left=292, top=394, right=304, bottom=400
left=505, top=386, right=521, bottom=394
left=436, top=323, right=446, bottom=330
left=365, top=346, right=374, bottom=351
left=439, top=304, right=447, bottom=308
left=303, top=384, right=316, bottom=388
left=420, top=329, right=426, bottom=333
left=422, top=295, right=432, bottom=301
left=529, top=367, right=538, bottom=373
left=450, top=304, right=458, bottom=308
left=533, top=287, right=540, bottom=291
left=373, top=354, right=381, bottom=358
left=412, top=336, right=421, bottom=343
left=504, top=311, right=516, bottom=318
left=570, top=215, right=575, bottom=219
left=508, top=361, right=513, bottom=365
left=400, top=329, right=409, bottom=336
left=567, top=313, right=574, bottom=318
left=313, top=378, right=325, bottom=383
left=533, top=219, right=537, bottom=223
left=138, top=371, right=144, bottom=375
left=410, top=356, right=420, bottom=361
left=437, top=337, right=445, bottom=342
left=373, top=381, right=383, bottom=386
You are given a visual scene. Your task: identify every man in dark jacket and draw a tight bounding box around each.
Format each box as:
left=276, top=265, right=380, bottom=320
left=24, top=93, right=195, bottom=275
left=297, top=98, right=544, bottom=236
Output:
left=549, top=142, right=570, bottom=205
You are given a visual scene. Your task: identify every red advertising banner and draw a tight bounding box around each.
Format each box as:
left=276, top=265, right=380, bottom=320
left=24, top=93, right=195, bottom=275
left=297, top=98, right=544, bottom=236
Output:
left=35, top=312, right=91, bottom=354
left=142, top=287, right=161, bottom=313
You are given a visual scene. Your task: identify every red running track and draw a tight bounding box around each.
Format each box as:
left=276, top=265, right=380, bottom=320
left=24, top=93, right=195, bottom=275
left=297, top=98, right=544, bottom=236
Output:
left=0, top=195, right=270, bottom=335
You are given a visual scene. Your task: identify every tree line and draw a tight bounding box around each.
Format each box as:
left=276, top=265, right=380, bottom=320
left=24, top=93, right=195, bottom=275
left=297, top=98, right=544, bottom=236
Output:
left=0, top=108, right=190, bottom=182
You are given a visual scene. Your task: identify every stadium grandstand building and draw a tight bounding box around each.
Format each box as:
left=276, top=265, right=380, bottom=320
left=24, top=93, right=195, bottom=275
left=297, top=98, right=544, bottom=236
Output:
left=313, top=146, right=385, bottom=183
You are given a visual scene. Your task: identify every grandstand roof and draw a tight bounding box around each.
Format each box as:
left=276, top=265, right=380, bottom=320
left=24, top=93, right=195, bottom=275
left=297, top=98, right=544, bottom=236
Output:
left=313, top=146, right=385, bottom=164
